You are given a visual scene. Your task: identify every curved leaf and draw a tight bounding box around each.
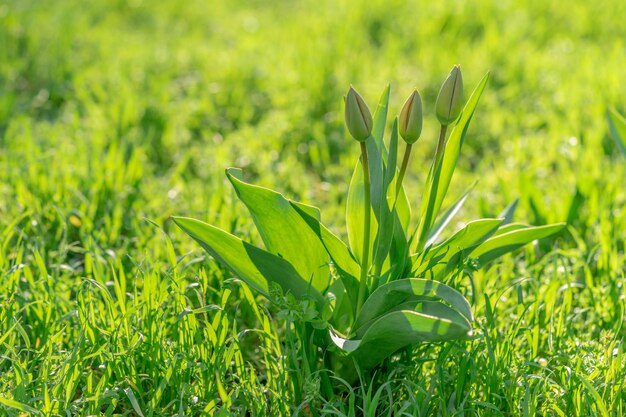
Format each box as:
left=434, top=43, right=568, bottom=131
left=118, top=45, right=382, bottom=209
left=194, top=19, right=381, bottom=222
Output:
left=415, top=73, right=490, bottom=251
left=226, top=169, right=331, bottom=293
left=471, top=223, right=566, bottom=267
left=373, top=118, right=403, bottom=272
left=492, top=222, right=529, bottom=236
left=173, top=217, right=323, bottom=303
left=353, top=278, right=472, bottom=337
left=416, top=218, right=503, bottom=279
left=332, top=308, right=471, bottom=369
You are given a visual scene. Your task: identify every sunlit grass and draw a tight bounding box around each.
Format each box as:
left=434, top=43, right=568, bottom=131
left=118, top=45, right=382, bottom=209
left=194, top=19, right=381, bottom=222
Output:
left=1, top=0, right=625, bottom=415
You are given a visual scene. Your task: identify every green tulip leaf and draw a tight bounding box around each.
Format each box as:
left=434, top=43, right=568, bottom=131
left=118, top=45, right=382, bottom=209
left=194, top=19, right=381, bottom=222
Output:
left=415, top=73, right=490, bottom=251
left=492, top=222, right=529, bottom=237
left=291, top=202, right=360, bottom=302
left=416, top=218, right=503, bottom=279
left=425, top=186, right=474, bottom=248
left=226, top=168, right=331, bottom=293
left=332, top=307, right=471, bottom=369
left=471, top=223, right=566, bottom=267
left=353, top=278, right=472, bottom=338
left=173, top=217, right=323, bottom=303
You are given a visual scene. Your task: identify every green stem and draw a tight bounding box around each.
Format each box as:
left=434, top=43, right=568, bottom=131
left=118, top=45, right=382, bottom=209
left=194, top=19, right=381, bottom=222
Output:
left=416, top=124, right=448, bottom=253
left=395, top=143, right=413, bottom=203
left=356, top=141, right=371, bottom=317
left=434, top=124, right=448, bottom=163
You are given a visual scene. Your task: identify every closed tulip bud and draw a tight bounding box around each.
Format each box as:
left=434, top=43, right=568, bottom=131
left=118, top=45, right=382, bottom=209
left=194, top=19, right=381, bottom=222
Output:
left=436, top=65, right=464, bottom=126
left=344, top=86, right=373, bottom=142
left=399, top=89, right=423, bottom=144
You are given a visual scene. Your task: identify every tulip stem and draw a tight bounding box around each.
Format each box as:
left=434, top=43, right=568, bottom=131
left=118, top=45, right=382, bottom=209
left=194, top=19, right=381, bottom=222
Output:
left=434, top=124, right=448, bottom=163
left=395, top=143, right=412, bottom=201
left=356, top=141, right=371, bottom=318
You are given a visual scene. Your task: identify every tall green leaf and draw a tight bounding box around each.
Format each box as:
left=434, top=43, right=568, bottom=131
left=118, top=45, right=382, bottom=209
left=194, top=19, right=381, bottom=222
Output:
left=226, top=169, right=331, bottom=293
left=372, top=118, right=400, bottom=273
left=346, top=160, right=378, bottom=265
left=415, top=73, right=490, bottom=251
left=173, top=217, right=323, bottom=303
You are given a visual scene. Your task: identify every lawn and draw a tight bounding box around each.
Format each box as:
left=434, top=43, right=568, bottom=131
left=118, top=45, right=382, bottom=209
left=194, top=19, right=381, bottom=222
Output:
left=1, top=0, right=625, bottom=415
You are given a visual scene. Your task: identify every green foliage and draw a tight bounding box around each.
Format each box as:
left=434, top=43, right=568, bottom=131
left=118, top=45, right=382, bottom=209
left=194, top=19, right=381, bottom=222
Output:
left=2, top=0, right=626, bottom=415
left=175, top=74, right=564, bottom=401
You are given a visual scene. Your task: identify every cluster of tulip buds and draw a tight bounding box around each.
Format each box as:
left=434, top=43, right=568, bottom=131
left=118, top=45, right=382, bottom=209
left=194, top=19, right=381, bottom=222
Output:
left=344, top=65, right=465, bottom=314
left=344, top=64, right=464, bottom=145
left=344, top=64, right=465, bottom=202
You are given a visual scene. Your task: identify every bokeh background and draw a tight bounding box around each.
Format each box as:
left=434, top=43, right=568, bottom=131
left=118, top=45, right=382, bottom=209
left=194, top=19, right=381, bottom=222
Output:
left=1, top=0, right=625, bottom=415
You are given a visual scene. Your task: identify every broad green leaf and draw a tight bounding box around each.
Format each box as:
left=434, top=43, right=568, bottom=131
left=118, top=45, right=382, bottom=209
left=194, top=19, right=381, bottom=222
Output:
left=353, top=278, right=472, bottom=337
left=492, top=222, right=529, bottom=236
left=471, top=223, right=566, bottom=267
left=291, top=200, right=321, bottom=221
left=226, top=169, right=331, bottom=293
left=415, top=73, right=490, bottom=251
left=608, top=108, right=626, bottom=157
left=291, top=202, right=360, bottom=301
left=416, top=219, right=503, bottom=279
left=173, top=217, right=323, bottom=303
left=333, top=308, right=471, bottom=369
left=346, top=160, right=378, bottom=265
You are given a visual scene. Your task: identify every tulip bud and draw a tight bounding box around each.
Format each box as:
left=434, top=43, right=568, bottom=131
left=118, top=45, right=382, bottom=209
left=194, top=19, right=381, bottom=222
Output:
left=399, top=89, right=423, bottom=144
left=344, top=86, right=373, bottom=142
left=435, top=65, right=464, bottom=126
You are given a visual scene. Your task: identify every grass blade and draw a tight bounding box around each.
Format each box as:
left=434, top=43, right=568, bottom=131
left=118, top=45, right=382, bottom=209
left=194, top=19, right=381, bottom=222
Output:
left=608, top=108, right=626, bottom=157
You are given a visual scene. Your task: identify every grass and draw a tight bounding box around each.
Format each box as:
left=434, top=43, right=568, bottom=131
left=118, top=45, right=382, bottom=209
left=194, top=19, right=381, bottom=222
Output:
left=1, top=0, right=625, bottom=415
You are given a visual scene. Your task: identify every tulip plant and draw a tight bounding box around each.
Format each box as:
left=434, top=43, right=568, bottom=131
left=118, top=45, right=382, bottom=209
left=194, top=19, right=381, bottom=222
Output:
left=172, top=66, right=565, bottom=401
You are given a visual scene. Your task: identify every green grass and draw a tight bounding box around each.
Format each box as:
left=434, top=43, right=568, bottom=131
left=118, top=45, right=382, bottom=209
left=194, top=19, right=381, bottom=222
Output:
left=1, top=0, right=625, bottom=415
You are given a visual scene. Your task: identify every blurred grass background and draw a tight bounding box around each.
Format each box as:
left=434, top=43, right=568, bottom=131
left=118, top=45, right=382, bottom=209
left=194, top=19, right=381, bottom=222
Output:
left=1, top=0, right=625, bottom=415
